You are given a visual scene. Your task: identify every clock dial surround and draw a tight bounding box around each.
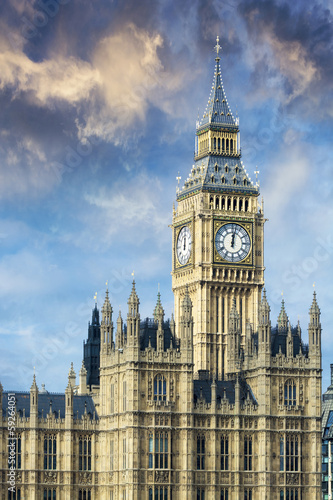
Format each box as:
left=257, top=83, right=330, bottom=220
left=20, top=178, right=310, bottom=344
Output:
left=215, top=223, right=251, bottom=263
left=176, top=226, right=192, bottom=266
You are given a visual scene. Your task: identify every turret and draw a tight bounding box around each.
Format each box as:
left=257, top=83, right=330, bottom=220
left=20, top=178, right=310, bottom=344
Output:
left=308, top=291, right=321, bottom=363
left=78, top=361, right=88, bottom=395
left=154, top=291, right=165, bottom=351
left=258, top=289, right=271, bottom=356
left=30, top=373, right=38, bottom=419
left=179, top=285, right=193, bottom=344
left=127, top=280, right=140, bottom=348
left=227, top=298, right=241, bottom=374
left=65, top=375, right=73, bottom=420
left=277, top=299, right=288, bottom=332
left=286, top=322, right=293, bottom=358
left=68, top=362, right=76, bottom=389
left=101, top=288, right=113, bottom=353
left=116, top=309, right=124, bottom=349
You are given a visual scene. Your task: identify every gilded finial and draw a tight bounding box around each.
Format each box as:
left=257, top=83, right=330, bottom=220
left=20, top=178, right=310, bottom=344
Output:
left=254, top=168, right=260, bottom=186
left=214, top=36, right=221, bottom=57
left=94, top=292, right=97, bottom=301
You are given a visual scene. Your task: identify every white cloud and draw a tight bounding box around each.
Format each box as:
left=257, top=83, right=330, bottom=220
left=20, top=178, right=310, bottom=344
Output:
left=80, top=171, right=171, bottom=249
left=0, top=42, right=101, bottom=106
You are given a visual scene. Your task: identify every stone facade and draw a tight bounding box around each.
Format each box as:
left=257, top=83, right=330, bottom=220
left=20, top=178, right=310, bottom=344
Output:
left=0, top=39, right=322, bottom=500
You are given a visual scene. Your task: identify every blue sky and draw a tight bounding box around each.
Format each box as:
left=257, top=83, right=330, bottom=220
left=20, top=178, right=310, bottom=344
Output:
left=0, top=0, right=332, bottom=392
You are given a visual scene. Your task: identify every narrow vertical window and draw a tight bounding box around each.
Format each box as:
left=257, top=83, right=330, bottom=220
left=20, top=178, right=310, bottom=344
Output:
left=154, top=375, right=167, bottom=401
left=244, top=436, right=252, bottom=471
left=197, top=436, right=205, bottom=470
left=123, top=438, right=127, bottom=469
left=44, top=435, right=57, bottom=470
left=110, top=439, right=114, bottom=471
left=79, top=436, right=91, bottom=471
left=123, top=380, right=127, bottom=411
left=110, top=383, right=114, bottom=413
left=280, top=437, right=284, bottom=471
left=221, top=435, right=229, bottom=470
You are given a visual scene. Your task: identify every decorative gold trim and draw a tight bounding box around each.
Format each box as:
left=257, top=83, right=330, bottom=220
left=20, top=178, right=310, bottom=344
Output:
left=174, top=222, right=193, bottom=270
left=213, top=220, right=253, bottom=266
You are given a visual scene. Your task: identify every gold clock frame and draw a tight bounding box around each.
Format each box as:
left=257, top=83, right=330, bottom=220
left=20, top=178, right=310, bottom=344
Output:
left=213, top=219, right=253, bottom=266
left=174, top=221, right=194, bottom=270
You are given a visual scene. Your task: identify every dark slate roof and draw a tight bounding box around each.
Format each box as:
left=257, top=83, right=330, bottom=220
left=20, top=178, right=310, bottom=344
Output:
left=270, top=326, right=308, bottom=357
left=193, top=378, right=257, bottom=405
left=177, top=155, right=258, bottom=200
left=2, top=392, right=98, bottom=420
left=139, top=318, right=179, bottom=351
left=199, top=54, right=238, bottom=129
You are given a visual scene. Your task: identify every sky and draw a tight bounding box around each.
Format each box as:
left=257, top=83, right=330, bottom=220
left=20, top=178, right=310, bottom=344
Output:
left=0, top=0, right=332, bottom=393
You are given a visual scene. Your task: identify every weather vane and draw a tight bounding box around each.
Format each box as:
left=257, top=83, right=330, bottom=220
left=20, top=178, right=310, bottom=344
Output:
left=215, top=36, right=221, bottom=56
left=132, top=270, right=135, bottom=279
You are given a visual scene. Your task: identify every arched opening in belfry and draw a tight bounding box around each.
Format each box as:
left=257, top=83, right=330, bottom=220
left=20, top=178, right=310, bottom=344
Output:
left=218, top=138, right=221, bottom=151
left=230, top=138, right=233, bottom=152
left=227, top=197, right=231, bottom=210
left=245, top=199, right=249, bottom=212
left=239, top=198, right=243, bottom=211
left=222, top=137, right=225, bottom=151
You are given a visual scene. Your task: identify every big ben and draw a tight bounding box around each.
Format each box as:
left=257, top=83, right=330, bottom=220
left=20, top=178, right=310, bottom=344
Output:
left=172, top=37, right=265, bottom=378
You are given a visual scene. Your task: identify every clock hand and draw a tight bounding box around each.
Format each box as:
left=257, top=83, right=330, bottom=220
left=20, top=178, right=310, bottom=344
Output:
left=183, top=237, right=186, bottom=251
left=231, top=232, right=235, bottom=248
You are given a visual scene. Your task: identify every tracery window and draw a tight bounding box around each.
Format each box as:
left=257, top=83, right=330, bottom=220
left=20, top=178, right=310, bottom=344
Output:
left=197, top=435, right=205, bottom=470
left=149, top=488, right=170, bottom=500
left=284, top=380, right=296, bottom=406
left=280, top=435, right=300, bottom=472
left=197, top=490, right=205, bottom=500
left=44, top=435, right=56, bottom=470
left=244, top=436, right=252, bottom=471
left=79, top=490, right=91, bottom=500
left=8, top=490, right=21, bottom=500
left=79, top=435, right=91, bottom=471
left=221, top=488, right=229, bottom=500
left=280, top=489, right=300, bottom=500
left=43, top=490, right=56, bottom=500
left=154, top=375, right=166, bottom=401
left=221, top=435, right=229, bottom=470
left=244, top=489, right=252, bottom=500
left=149, top=432, right=169, bottom=469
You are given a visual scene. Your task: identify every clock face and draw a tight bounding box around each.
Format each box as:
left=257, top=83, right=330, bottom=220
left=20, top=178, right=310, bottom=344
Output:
left=176, top=226, right=192, bottom=265
left=215, top=223, right=251, bottom=262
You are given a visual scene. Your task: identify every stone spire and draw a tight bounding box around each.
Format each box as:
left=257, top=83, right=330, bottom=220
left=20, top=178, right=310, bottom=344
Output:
left=101, top=287, right=113, bottom=352
left=68, top=362, right=76, bottom=389
left=227, top=298, right=241, bottom=373
left=154, top=290, right=165, bottom=351
left=277, top=299, right=288, bottom=332
left=116, top=309, right=124, bottom=349
left=258, top=289, right=271, bottom=357
left=127, top=280, right=140, bottom=348
left=177, top=36, right=257, bottom=201
left=308, top=291, right=321, bottom=364
left=79, top=360, right=88, bottom=395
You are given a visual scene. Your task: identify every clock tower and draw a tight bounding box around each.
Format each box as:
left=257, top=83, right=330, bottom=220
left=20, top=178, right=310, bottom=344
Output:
left=172, top=38, right=265, bottom=378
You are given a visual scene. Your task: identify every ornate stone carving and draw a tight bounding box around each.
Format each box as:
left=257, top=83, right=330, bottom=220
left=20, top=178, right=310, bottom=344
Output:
left=44, top=471, right=57, bottom=484
left=78, top=472, right=92, bottom=485
left=155, top=470, right=169, bottom=483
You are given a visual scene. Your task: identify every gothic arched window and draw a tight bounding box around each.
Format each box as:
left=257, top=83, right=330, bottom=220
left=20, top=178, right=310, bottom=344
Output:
left=154, top=374, right=166, bottom=401
left=284, top=380, right=296, bottom=406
